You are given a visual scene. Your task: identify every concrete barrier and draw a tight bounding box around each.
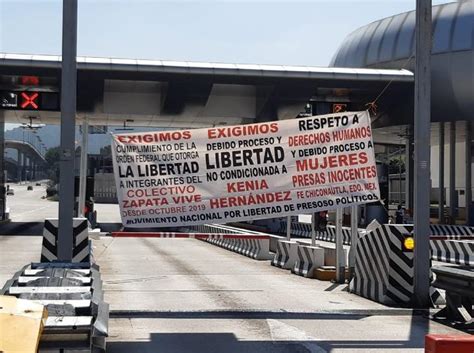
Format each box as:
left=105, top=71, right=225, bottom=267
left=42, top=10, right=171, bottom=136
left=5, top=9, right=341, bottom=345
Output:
left=292, top=245, right=325, bottom=278
left=1, top=262, right=108, bottom=352
left=42, top=218, right=90, bottom=263
left=349, top=223, right=449, bottom=306
left=269, top=235, right=282, bottom=253
left=198, top=233, right=273, bottom=261
left=430, top=239, right=474, bottom=266
left=425, top=334, right=474, bottom=353
left=271, top=240, right=298, bottom=269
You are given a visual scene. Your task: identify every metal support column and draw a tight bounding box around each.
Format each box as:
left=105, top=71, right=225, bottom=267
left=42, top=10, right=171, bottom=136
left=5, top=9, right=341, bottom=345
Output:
left=466, top=121, right=472, bottom=225
left=58, top=0, right=78, bottom=261
left=449, top=121, right=456, bottom=222
left=21, top=152, right=25, bottom=182
left=413, top=0, right=432, bottom=308
left=78, top=119, right=89, bottom=218
left=25, top=157, right=29, bottom=181
left=286, top=215, right=291, bottom=241
left=399, top=149, right=403, bottom=205
left=439, top=122, right=445, bottom=223
left=405, top=129, right=414, bottom=212
left=348, top=205, right=358, bottom=279
left=335, top=208, right=345, bottom=283
left=0, top=110, right=6, bottom=221
left=311, top=213, right=316, bottom=246
left=17, top=151, right=22, bottom=182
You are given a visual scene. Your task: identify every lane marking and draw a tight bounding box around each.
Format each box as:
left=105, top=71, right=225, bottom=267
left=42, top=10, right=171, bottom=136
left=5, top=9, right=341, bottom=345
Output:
left=267, top=318, right=327, bottom=353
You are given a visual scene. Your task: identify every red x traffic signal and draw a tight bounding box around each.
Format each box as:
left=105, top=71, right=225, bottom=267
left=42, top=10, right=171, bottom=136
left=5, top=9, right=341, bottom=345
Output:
left=20, top=92, right=39, bottom=109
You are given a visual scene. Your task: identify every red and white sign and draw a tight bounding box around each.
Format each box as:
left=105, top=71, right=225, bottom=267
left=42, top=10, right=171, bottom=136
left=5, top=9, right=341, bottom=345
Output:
left=111, top=111, right=380, bottom=228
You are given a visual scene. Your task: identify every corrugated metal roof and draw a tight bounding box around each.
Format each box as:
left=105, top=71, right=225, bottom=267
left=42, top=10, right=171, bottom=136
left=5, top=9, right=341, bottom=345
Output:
left=0, top=52, right=413, bottom=82
left=331, top=1, right=473, bottom=67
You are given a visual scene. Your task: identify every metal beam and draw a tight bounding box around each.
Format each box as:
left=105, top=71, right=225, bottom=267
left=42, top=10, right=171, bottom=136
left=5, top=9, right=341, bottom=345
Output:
left=466, top=121, right=472, bottom=225
left=0, top=110, right=5, bottom=221
left=349, top=205, right=358, bottom=279
left=405, top=128, right=414, bottom=211
left=78, top=119, right=88, bottom=218
left=335, top=208, right=345, bottom=283
left=413, top=0, right=432, bottom=308
left=449, top=121, right=456, bottom=221
left=57, top=0, right=78, bottom=261
left=286, top=215, right=291, bottom=241
left=439, top=122, right=445, bottom=223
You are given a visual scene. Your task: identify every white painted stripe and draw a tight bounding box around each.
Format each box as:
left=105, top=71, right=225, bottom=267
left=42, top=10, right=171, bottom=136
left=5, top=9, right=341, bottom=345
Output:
left=24, top=269, right=90, bottom=275
left=32, top=299, right=91, bottom=308
left=72, top=245, right=90, bottom=263
left=42, top=229, right=56, bottom=247
left=18, top=276, right=91, bottom=284
left=41, top=246, right=57, bottom=261
left=9, top=286, right=91, bottom=294
left=45, top=316, right=92, bottom=327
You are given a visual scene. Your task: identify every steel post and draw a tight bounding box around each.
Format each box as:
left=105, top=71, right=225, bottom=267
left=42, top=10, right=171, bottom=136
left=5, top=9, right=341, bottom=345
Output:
left=311, top=213, right=316, bottom=247
left=413, top=0, right=432, bottom=308
left=439, top=122, right=445, bottom=223
left=466, top=121, right=472, bottom=225
left=348, top=205, right=358, bottom=279
left=405, top=129, right=414, bottom=211
left=335, top=208, right=344, bottom=283
left=449, top=121, right=456, bottom=221
left=399, top=149, right=403, bottom=205
left=78, top=119, right=89, bottom=218
left=25, top=157, right=29, bottom=181
left=286, top=215, right=291, bottom=241
left=58, top=0, right=78, bottom=261
left=0, top=110, right=5, bottom=221
left=17, top=151, right=22, bottom=182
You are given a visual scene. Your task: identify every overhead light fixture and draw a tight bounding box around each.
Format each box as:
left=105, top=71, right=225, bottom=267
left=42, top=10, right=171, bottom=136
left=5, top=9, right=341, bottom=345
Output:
left=116, top=119, right=135, bottom=131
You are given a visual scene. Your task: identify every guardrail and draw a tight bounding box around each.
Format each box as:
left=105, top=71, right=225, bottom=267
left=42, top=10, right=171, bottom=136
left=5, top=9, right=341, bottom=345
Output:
left=1, top=262, right=109, bottom=352
left=432, top=266, right=474, bottom=326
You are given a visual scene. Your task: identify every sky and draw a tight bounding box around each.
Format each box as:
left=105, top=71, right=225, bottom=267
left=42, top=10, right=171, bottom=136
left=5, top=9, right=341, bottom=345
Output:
left=0, top=0, right=452, bottom=131
left=0, top=0, right=452, bottom=67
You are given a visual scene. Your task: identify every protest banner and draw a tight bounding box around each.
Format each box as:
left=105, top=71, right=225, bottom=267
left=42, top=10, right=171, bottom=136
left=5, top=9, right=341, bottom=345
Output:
left=111, top=111, right=380, bottom=227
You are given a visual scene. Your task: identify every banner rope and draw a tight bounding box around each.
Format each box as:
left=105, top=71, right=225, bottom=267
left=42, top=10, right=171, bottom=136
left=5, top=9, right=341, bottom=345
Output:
left=365, top=53, right=415, bottom=117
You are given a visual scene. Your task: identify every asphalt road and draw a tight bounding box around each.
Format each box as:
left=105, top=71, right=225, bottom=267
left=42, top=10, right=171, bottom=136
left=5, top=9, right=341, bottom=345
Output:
left=0, top=234, right=463, bottom=353
left=5, top=181, right=57, bottom=222
left=0, top=183, right=465, bottom=352
left=95, top=237, right=459, bottom=353
left=2, top=181, right=122, bottom=234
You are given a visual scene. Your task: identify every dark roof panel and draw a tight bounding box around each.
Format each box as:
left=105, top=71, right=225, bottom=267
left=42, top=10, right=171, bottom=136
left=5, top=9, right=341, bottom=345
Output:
left=433, top=3, right=459, bottom=53
left=394, top=10, right=416, bottom=60
left=331, top=1, right=473, bottom=67
left=367, top=17, right=393, bottom=65
left=379, top=12, right=407, bottom=63
left=452, top=1, right=474, bottom=50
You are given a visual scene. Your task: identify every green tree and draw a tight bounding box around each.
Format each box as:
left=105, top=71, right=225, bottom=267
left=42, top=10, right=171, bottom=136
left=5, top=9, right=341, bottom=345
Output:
left=45, top=146, right=61, bottom=184
left=100, top=145, right=111, bottom=157
left=388, top=157, right=405, bottom=175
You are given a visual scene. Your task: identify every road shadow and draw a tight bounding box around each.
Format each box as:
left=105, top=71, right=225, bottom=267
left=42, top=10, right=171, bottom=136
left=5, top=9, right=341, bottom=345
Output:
left=0, top=221, right=43, bottom=235
left=109, top=309, right=418, bottom=321
left=107, top=332, right=426, bottom=353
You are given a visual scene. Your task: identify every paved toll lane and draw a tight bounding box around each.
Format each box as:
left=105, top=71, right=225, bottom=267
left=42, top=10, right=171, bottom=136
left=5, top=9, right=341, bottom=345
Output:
left=93, top=237, right=462, bottom=353
left=0, top=236, right=42, bottom=285
left=5, top=182, right=58, bottom=222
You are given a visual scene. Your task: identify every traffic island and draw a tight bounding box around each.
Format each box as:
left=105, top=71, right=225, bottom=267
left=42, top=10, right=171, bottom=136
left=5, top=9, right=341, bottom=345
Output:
left=0, top=217, right=109, bottom=352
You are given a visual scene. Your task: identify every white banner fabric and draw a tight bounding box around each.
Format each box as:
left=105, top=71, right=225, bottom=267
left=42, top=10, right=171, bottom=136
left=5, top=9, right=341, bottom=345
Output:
left=111, top=111, right=380, bottom=227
